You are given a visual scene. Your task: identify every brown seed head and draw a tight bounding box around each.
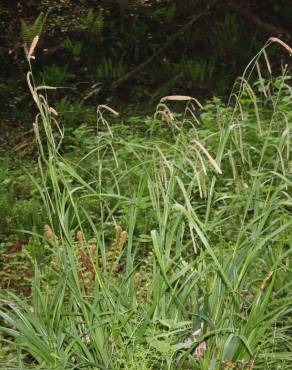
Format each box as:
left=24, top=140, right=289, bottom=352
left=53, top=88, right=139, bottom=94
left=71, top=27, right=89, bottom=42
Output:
left=115, top=225, right=122, bottom=246
left=90, top=244, right=97, bottom=258
left=119, top=231, right=128, bottom=249
left=76, top=230, right=84, bottom=249
left=27, top=35, right=39, bottom=60
left=44, top=224, right=58, bottom=245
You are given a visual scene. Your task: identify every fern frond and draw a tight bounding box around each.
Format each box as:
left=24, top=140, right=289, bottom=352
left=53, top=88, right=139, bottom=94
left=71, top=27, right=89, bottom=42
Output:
left=31, top=13, right=46, bottom=38
left=20, top=12, right=46, bottom=45
left=20, top=20, right=32, bottom=45
left=80, top=8, right=104, bottom=34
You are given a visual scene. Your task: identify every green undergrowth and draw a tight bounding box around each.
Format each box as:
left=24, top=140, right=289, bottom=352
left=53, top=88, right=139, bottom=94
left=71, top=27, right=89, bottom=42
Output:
left=1, top=39, right=292, bottom=369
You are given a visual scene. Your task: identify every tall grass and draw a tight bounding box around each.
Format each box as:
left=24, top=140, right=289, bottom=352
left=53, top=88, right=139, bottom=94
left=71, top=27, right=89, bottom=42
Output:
left=1, top=37, right=292, bottom=369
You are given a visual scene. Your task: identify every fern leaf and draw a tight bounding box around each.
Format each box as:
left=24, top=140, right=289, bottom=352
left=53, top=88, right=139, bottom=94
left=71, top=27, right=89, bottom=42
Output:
left=20, top=20, right=32, bottom=45
left=31, top=13, right=46, bottom=38
left=20, top=13, right=46, bottom=45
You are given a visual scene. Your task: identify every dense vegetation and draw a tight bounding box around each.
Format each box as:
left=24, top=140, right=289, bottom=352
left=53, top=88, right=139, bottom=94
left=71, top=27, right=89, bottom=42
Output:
left=1, top=35, right=292, bottom=368
left=1, top=2, right=292, bottom=369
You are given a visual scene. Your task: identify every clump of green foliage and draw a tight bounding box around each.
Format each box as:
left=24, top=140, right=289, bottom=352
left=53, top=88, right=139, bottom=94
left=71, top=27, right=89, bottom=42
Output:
left=1, top=39, right=292, bottom=369
left=0, top=157, right=43, bottom=238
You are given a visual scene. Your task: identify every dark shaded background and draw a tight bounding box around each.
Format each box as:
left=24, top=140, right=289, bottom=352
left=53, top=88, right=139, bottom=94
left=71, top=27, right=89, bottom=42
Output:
left=0, top=0, right=291, bottom=136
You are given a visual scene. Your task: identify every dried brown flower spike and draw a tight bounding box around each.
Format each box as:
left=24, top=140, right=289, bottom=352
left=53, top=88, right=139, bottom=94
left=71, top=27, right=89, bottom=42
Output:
left=76, top=230, right=84, bottom=250
left=44, top=224, right=58, bottom=246
left=26, top=35, right=39, bottom=60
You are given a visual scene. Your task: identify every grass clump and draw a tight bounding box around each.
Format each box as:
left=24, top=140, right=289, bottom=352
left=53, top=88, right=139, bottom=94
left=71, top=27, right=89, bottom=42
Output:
left=1, top=37, right=292, bottom=369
